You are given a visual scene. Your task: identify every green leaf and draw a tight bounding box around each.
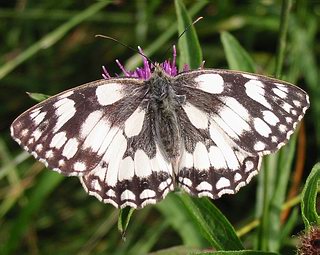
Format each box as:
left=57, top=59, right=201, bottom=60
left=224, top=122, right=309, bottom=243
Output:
left=177, top=193, right=244, bottom=251
left=26, top=92, right=51, bottom=102
left=220, top=31, right=256, bottom=72
left=157, top=193, right=208, bottom=246
left=174, top=0, right=203, bottom=69
left=149, top=245, right=200, bottom=255
left=192, top=250, right=279, bottom=255
left=118, top=207, right=135, bottom=237
left=301, top=162, right=320, bottom=228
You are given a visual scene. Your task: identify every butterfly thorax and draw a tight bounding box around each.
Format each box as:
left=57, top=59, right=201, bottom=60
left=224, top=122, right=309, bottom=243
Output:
left=146, top=67, right=183, bottom=160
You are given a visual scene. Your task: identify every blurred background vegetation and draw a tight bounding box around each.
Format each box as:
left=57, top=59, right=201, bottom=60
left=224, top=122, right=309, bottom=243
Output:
left=0, top=1, right=319, bottom=254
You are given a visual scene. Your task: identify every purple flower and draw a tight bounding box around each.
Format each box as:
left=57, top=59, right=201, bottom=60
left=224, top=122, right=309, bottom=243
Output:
left=102, top=46, right=190, bottom=80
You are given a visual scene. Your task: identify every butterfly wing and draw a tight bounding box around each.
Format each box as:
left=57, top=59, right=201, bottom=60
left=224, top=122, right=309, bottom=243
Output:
left=11, top=78, right=174, bottom=208
left=173, top=69, right=309, bottom=198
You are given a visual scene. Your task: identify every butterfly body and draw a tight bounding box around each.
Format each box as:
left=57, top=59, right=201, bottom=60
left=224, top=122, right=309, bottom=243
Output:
left=146, top=66, right=184, bottom=161
left=11, top=63, right=309, bottom=208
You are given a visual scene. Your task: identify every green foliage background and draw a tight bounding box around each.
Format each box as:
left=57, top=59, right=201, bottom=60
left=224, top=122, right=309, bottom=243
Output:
left=0, top=1, right=319, bottom=254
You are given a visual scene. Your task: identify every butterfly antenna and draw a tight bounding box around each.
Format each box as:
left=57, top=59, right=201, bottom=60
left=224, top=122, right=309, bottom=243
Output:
left=95, top=35, right=155, bottom=67
left=163, top=16, right=203, bottom=58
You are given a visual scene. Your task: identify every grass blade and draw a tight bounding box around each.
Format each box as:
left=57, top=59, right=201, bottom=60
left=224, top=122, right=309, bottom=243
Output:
left=220, top=31, right=255, bottom=72
left=118, top=207, right=135, bottom=237
left=274, top=0, right=292, bottom=78
left=267, top=133, right=297, bottom=251
left=174, top=0, right=203, bottom=69
left=301, top=162, right=320, bottom=228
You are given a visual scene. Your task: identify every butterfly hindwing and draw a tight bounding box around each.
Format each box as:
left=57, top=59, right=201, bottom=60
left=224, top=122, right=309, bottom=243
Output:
left=80, top=100, right=174, bottom=208
left=175, top=104, right=261, bottom=198
left=80, top=143, right=174, bottom=208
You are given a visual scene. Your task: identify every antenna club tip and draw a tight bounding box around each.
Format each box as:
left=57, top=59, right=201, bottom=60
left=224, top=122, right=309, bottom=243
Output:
left=95, top=34, right=105, bottom=38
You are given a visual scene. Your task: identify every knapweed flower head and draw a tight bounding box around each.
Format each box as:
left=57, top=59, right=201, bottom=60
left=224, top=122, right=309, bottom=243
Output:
left=102, top=46, right=190, bottom=80
left=297, top=225, right=320, bottom=255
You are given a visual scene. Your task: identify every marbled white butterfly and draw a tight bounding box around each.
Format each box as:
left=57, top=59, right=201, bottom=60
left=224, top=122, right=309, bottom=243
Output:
left=11, top=46, right=309, bottom=209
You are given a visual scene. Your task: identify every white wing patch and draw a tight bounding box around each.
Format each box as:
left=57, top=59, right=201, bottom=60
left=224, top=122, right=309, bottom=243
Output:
left=50, top=131, right=68, bottom=149
left=209, top=122, right=239, bottom=170
left=96, top=83, right=125, bottom=106
left=262, top=110, right=279, bottom=126
left=62, top=138, right=79, bottom=159
left=33, top=111, right=46, bottom=125
left=80, top=110, right=103, bottom=139
left=245, top=80, right=272, bottom=110
left=134, top=149, right=153, bottom=178
left=83, top=117, right=110, bottom=152
left=124, top=107, right=145, bottom=137
left=118, top=156, right=134, bottom=181
left=104, top=132, right=128, bottom=186
left=272, top=87, right=287, bottom=98
left=253, top=118, right=272, bottom=137
left=222, top=96, right=250, bottom=120
left=182, top=102, right=208, bottom=129
left=216, top=177, right=230, bottom=189
left=193, top=142, right=211, bottom=170
left=53, top=98, right=76, bottom=132
left=217, top=105, right=251, bottom=137
left=194, top=73, right=224, bottom=94
left=208, top=146, right=227, bottom=169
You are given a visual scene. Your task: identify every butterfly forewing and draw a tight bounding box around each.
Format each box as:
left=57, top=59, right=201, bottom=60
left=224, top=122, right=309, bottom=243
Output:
left=174, top=69, right=309, bottom=198
left=175, top=69, right=309, bottom=154
left=11, top=78, right=144, bottom=175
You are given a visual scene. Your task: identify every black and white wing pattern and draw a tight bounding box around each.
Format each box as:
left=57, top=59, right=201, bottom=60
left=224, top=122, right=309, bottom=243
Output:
left=11, top=66, right=309, bottom=209
left=173, top=69, right=309, bottom=198
left=11, top=78, right=174, bottom=208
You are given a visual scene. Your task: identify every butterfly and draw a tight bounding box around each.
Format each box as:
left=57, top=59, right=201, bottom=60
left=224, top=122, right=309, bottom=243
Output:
left=10, top=46, right=309, bottom=209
